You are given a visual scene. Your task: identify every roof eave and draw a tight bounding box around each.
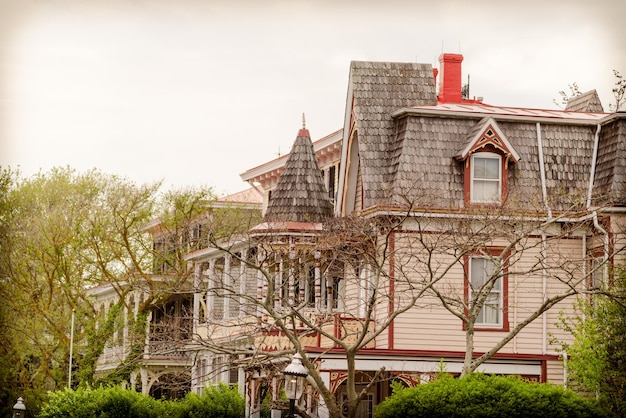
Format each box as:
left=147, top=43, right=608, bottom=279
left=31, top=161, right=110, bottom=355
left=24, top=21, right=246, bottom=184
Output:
left=239, top=129, right=342, bottom=183
left=391, top=106, right=613, bottom=126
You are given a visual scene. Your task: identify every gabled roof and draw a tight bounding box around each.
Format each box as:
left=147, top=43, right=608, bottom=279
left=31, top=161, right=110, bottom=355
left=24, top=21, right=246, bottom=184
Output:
left=263, top=126, right=333, bottom=223
left=211, top=187, right=263, bottom=210
left=219, top=188, right=263, bottom=204
left=454, top=117, right=521, bottom=163
left=341, top=61, right=438, bottom=209
left=566, top=90, right=604, bottom=113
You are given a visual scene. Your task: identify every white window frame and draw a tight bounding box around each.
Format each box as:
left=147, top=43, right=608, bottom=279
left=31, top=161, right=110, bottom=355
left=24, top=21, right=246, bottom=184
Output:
left=590, top=255, right=606, bottom=307
left=470, top=152, right=502, bottom=203
left=469, top=256, right=503, bottom=327
left=358, top=264, right=375, bottom=318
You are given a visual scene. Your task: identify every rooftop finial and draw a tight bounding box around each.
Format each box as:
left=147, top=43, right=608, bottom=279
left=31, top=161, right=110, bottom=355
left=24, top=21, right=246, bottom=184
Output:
left=302, top=113, right=306, bottom=129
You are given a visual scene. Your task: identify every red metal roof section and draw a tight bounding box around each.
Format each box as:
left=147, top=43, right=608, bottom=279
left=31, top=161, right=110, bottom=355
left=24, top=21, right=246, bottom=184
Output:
left=404, top=102, right=608, bottom=121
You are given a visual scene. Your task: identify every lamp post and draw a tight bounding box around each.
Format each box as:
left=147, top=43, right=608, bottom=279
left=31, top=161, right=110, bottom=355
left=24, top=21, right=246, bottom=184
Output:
left=12, top=397, right=26, bottom=418
left=283, top=353, right=308, bottom=418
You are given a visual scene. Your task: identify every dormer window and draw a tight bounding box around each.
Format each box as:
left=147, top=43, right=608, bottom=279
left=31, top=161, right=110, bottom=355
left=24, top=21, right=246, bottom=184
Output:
left=471, top=153, right=502, bottom=203
left=455, top=118, right=520, bottom=207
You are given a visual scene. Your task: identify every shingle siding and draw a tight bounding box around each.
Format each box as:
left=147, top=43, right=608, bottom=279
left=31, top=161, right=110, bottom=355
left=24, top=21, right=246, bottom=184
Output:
left=594, top=118, right=626, bottom=206
left=498, top=121, right=543, bottom=207
left=363, top=111, right=622, bottom=212
left=349, top=61, right=437, bottom=208
left=264, top=129, right=334, bottom=223
left=565, top=90, right=604, bottom=113
left=537, top=124, right=594, bottom=209
left=390, top=116, right=472, bottom=207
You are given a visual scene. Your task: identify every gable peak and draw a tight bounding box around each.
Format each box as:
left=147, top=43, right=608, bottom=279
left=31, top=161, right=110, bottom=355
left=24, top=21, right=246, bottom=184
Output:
left=455, top=118, right=521, bottom=163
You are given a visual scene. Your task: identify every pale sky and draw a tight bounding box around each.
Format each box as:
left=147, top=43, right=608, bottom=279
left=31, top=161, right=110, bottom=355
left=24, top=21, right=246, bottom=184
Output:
left=0, top=0, right=624, bottom=196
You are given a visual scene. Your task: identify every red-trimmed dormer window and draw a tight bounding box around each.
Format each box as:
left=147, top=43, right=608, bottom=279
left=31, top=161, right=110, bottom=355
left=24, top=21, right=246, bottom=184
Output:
left=470, top=152, right=502, bottom=203
left=456, top=118, right=520, bottom=206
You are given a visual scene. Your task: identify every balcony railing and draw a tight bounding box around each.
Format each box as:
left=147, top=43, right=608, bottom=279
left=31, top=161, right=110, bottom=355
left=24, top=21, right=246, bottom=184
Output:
left=147, top=322, right=191, bottom=359
left=255, top=314, right=376, bottom=351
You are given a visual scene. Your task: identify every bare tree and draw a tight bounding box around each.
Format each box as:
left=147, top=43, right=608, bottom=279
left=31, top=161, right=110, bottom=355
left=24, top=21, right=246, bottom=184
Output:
left=553, top=82, right=582, bottom=109
left=188, top=188, right=622, bottom=418
left=610, top=70, right=626, bottom=112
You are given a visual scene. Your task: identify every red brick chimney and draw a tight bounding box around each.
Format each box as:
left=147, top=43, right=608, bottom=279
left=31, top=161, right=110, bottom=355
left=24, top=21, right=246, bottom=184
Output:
left=438, top=53, right=463, bottom=103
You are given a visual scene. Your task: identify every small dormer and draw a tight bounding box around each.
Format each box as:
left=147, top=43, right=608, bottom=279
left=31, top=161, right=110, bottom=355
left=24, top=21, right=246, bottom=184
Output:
left=455, top=118, right=520, bottom=205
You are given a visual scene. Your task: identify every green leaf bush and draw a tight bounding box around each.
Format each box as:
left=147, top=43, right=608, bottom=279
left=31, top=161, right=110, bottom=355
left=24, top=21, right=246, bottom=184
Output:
left=39, top=383, right=244, bottom=418
left=375, top=374, right=610, bottom=418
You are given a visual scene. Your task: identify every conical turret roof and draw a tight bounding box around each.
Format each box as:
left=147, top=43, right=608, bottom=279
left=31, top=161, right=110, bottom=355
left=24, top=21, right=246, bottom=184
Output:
left=263, top=123, right=334, bottom=223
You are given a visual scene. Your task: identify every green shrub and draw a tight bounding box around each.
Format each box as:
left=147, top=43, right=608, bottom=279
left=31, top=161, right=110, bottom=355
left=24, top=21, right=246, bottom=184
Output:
left=39, top=384, right=245, bottom=418
left=38, top=387, right=98, bottom=418
left=178, top=383, right=245, bottom=418
left=38, top=386, right=167, bottom=418
left=375, top=374, right=610, bottom=418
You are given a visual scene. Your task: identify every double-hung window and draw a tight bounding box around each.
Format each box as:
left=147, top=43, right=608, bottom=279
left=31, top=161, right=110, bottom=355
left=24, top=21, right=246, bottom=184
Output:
left=471, top=153, right=502, bottom=203
left=469, top=256, right=503, bottom=327
left=589, top=254, right=606, bottom=307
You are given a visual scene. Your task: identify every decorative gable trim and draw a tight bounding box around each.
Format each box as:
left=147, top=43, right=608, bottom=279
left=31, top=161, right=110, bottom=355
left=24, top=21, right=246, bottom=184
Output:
left=455, top=118, right=521, bottom=163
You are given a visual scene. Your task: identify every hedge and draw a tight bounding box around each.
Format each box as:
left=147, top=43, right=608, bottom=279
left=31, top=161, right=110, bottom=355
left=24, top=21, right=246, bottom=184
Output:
left=375, top=374, right=610, bottom=418
left=39, top=383, right=244, bottom=418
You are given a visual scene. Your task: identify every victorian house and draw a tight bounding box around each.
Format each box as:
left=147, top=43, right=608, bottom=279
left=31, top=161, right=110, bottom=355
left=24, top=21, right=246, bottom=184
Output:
left=92, top=53, right=626, bottom=417
left=88, top=188, right=263, bottom=398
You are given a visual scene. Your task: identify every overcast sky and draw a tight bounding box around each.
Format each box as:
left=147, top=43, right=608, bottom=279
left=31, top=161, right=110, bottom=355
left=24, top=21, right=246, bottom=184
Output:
left=0, top=0, right=624, bottom=196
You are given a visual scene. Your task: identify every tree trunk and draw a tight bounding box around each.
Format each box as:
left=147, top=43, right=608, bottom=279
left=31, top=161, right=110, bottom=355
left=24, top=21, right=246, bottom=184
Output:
left=461, top=323, right=475, bottom=377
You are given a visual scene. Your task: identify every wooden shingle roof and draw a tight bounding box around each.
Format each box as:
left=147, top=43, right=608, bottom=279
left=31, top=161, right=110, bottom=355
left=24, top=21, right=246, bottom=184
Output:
left=593, top=116, right=626, bottom=206
left=348, top=61, right=437, bottom=207
left=385, top=111, right=626, bottom=211
left=263, top=127, right=333, bottom=223
left=566, top=90, right=604, bottom=113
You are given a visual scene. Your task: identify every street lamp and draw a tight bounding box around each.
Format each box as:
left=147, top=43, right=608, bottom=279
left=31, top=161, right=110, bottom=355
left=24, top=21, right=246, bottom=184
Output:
left=12, top=397, right=26, bottom=418
left=284, top=353, right=308, bottom=418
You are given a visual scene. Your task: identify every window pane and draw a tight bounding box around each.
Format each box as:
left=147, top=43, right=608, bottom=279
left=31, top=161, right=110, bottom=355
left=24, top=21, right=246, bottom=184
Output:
left=474, top=157, right=499, bottom=179
left=470, top=258, right=494, bottom=289
left=479, top=293, right=500, bottom=324
left=474, top=158, right=487, bottom=178
left=473, top=180, right=499, bottom=202
left=470, top=258, right=487, bottom=288
left=483, top=158, right=500, bottom=179
left=482, top=180, right=499, bottom=200
left=472, top=155, right=501, bottom=202
left=470, top=257, right=501, bottom=326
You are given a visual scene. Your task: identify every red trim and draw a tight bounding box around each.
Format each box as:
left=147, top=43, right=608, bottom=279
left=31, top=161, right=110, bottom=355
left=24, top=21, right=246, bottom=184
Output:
left=541, top=360, right=547, bottom=383
left=302, top=346, right=560, bottom=361
left=388, top=232, right=395, bottom=349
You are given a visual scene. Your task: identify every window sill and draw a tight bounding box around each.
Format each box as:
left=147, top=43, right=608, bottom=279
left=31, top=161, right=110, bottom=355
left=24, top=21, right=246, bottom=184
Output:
left=474, top=325, right=509, bottom=332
